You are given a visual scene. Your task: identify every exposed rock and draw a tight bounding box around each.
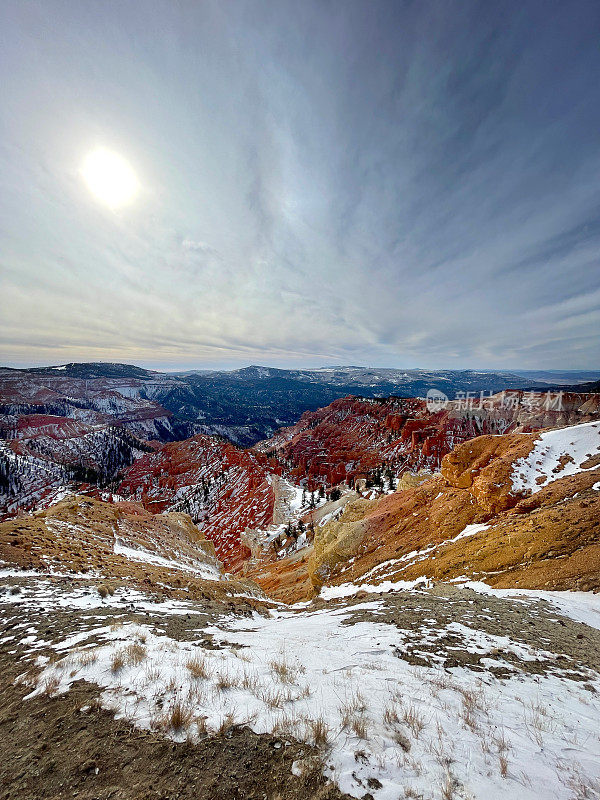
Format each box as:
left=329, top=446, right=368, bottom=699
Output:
left=256, top=392, right=600, bottom=493
left=117, top=435, right=276, bottom=570
left=292, top=423, right=600, bottom=599
left=307, top=498, right=373, bottom=588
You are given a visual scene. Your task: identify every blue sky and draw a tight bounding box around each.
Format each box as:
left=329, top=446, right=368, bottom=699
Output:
left=1, top=0, right=599, bottom=370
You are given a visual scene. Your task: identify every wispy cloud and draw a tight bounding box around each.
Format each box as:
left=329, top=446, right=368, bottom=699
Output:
left=1, top=0, right=599, bottom=369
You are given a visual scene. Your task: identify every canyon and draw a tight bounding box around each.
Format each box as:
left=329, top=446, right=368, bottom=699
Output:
left=1, top=364, right=600, bottom=800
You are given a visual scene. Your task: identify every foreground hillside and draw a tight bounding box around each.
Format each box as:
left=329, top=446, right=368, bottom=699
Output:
left=0, top=495, right=267, bottom=606
left=1, top=418, right=600, bottom=799
left=2, top=534, right=600, bottom=799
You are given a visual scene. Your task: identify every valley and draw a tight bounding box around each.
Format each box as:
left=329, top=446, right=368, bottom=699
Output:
left=1, top=365, right=600, bottom=800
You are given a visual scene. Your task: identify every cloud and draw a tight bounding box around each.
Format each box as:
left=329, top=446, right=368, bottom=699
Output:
left=1, top=0, right=599, bottom=370
left=181, top=240, right=216, bottom=253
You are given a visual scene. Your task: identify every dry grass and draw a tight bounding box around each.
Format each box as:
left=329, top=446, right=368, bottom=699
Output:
left=259, top=687, right=293, bottom=709
left=564, top=768, right=600, bottom=800
left=124, top=642, right=147, bottom=666
left=494, top=729, right=510, bottom=777
left=77, top=649, right=98, bottom=668
left=241, top=671, right=260, bottom=692
left=459, top=688, right=481, bottom=731
left=217, top=712, right=237, bottom=735
left=42, top=674, right=60, bottom=696
left=159, top=699, right=193, bottom=732
left=523, top=700, right=554, bottom=746
left=110, top=650, right=126, bottom=674
left=272, top=710, right=300, bottom=738
left=270, top=658, right=296, bottom=683
left=339, top=692, right=367, bottom=728
left=428, top=736, right=452, bottom=770
left=441, top=772, right=456, bottom=800
left=144, top=664, right=161, bottom=683
left=402, top=703, right=426, bottom=738
left=306, top=716, right=330, bottom=747
left=297, top=684, right=311, bottom=699
left=186, top=655, right=211, bottom=680
left=440, top=775, right=454, bottom=800
left=339, top=692, right=372, bottom=740
left=350, top=715, right=370, bottom=740
left=383, top=702, right=401, bottom=727
left=499, top=753, right=508, bottom=778
left=170, top=701, right=193, bottom=731
left=215, top=669, right=238, bottom=691
left=234, top=649, right=252, bottom=662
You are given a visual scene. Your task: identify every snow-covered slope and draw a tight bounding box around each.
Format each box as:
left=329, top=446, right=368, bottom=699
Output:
left=511, top=421, right=600, bottom=495
left=19, top=584, right=600, bottom=800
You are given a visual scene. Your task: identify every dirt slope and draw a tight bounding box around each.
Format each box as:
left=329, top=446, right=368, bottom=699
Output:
left=0, top=496, right=266, bottom=606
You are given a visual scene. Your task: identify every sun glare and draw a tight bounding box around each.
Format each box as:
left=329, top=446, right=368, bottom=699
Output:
left=81, top=148, right=139, bottom=209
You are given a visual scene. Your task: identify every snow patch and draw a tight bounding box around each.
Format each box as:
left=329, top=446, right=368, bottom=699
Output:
left=511, top=421, right=600, bottom=495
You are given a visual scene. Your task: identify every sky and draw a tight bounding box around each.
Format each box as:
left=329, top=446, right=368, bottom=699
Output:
left=1, top=0, right=599, bottom=371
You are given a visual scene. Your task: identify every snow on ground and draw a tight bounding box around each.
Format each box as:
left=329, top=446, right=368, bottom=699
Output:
left=511, top=421, right=600, bottom=495
left=113, top=538, right=220, bottom=581
left=283, top=480, right=305, bottom=513
left=0, top=577, right=200, bottom=615
left=354, top=522, right=491, bottom=585
left=319, top=577, right=431, bottom=600
left=23, top=589, right=600, bottom=800
left=461, top=581, right=600, bottom=631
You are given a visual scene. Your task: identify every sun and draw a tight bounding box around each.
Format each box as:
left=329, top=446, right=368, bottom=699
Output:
left=81, top=148, right=139, bottom=209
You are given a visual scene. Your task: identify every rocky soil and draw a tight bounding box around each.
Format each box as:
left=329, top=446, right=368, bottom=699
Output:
left=0, top=578, right=344, bottom=800
left=1, top=573, right=600, bottom=800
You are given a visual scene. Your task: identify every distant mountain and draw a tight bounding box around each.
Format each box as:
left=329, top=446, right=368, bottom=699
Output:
left=28, top=362, right=156, bottom=380
left=1, top=362, right=558, bottom=447
left=508, top=369, right=600, bottom=385
left=571, top=379, right=600, bottom=392
left=154, top=365, right=555, bottom=445
left=529, top=378, right=600, bottom=393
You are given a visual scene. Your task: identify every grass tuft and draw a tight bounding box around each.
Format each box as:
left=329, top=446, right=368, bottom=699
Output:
left=307, top=716, right=330, bottom=747
left=186, top=656, right=211, bottom=680
left=124, top=642, right=147, bottom=666
left=110, top=650, right=126, bottom=674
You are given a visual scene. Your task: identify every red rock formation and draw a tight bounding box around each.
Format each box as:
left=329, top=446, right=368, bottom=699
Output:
left=255, top=392, right=600, bottom=491
left=118, top=435, right=275, bottom=570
